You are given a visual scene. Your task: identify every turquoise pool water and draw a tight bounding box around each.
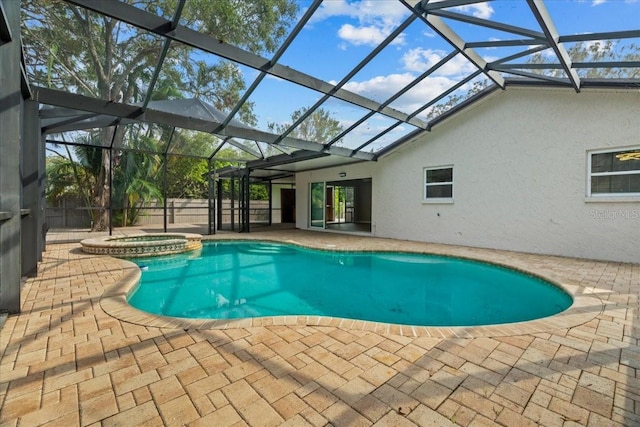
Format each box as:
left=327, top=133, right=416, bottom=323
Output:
left=128, top=241, right=572, bottom=327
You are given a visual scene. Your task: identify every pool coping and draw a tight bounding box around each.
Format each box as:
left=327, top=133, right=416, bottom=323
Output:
left=99, top=236, right=604, bottom=338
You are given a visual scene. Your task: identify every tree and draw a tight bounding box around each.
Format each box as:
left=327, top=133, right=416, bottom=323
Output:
left=165, top=131, right=217, bottom=199
left=426, top=79, right=490, bottom=120
left=527, top=40, right=639, bottom=79
left=45, top=153, right=94, bottom=207
left=23, top=0, right=298, bottom=230
left=112, top=131, right=164, bottom=226
left=426, top=40, right=638, bottom=122
left=166, top=156, right=209, bottom=199
left=46, top=139, right=102, bottom=225
left=268, top=107, right=344, bottom=145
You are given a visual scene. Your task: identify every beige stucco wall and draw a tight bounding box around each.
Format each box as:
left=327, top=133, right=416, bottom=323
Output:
left=296, top=87, right=639, bottom=263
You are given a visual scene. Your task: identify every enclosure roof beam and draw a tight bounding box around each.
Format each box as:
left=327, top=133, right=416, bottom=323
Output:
left=217, top=0, right=323, bottom=132
left=420, top=0, right=493, bottom=11
left=427, top=9, right=546, bottom=40
left=559, top=30, right=640, bottom=43
left=410, top=70, right=483, bottom=122
left=63, top=0, right=427, bottom=131
left=376, top=83, right=502, bottom=158
left=353, top=121, right=403, bottom=154
left=226, top=139, right=263, bottom=159
left=245, top=150, right=329, bottom=169
left=44, top=138, right=105, bottom=150
left=274, top=13, right=420, bottom=144
left=465, top=38, right=546, bottom=48
left=46, top=138, right=212, bottom=160
left=34, top=88, right=141, bottom=121
left=140, top=0, right=186, bottom=112
left=491, top=45, right=551, bottom=65
left=249, top=172, right=294, bottom=182
left=325, top=50, right=457, bottom=148
left=33, top=86, right=375, bottom=161
left=340, top=50, right=460, bottom=153
left=41, top=113, right=100, bottom=133
left=496, top=68, right=573, bottom=85
left=406, top=1, right=505, bottom=89
left=527, top=0, right=580, bottom=92
left=162, top=127, right=176, bottom=156
left=492, top=61, right=640, bottom=70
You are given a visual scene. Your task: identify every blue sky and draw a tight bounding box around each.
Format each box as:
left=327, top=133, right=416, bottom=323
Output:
left=235, top=0, right=640, bottom=152
left=40, top=0, right=640, bottom=154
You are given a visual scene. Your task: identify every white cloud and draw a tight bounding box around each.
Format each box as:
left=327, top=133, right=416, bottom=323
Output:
left=592, top=0, right=607, bottom=5
left=342, top=73, right=417, bottom=101
left=265, top=74, right=284, bottom=82
left=310, top=0, right=496, bottom=49
left=341, top=73, right=461, bottom=114
left=402, top=48, right=476, bottom=76
left=432, top=0, right=492, bottom=19
left=310, top=0, right=410, bottom=47
left=402, top=48, right=446, bottom=72
left=338, top=23, right=405, bottom=46
left=482, top=55, right=500, bottom=64
left=452, top=3, right=494, bottom=19
left=310, top=0, right=361, bottom=22
left=311, top=0, right=408, bottom=23
left=428, top=0, right=494, bottom=18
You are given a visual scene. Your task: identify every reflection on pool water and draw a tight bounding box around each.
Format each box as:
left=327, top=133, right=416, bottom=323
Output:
left=128, top=241, right=572, bottom=327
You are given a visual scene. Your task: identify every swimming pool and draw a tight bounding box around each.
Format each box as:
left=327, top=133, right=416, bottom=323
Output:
left=127, top=241, right=572, bottom=327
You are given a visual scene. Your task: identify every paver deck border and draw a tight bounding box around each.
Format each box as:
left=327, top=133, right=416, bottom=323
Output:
left=100, top=235, right=604, bottom=338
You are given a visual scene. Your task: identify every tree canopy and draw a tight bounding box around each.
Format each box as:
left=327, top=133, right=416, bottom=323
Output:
left=528, top=40, right=640, bottom=79
left=23, top=0, right=298, bottom=230
left=268, top=107, right=344, bottom=144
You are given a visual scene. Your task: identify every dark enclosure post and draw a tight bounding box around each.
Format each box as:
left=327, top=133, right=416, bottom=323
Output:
left=163, top=153, right=168, bottom=232
left=0, top=0, right=24, bottom=313
left=108, top=148, right=113, bottom=235
left=208, top=160, right=215, bottom=235
left=21, top=100, right=43, bottom=278
left=230, top=177, right=235, bottom=231
left=217, top=176, right=223, bottom=231
left=268, top=181, right=273, bottom=226
left=244, top=169, right=251, bottom=233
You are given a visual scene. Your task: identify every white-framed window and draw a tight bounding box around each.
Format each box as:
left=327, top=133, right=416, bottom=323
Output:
left=424, top=166, right=453, bottom=201
left=587, top=147, right=640, bottom=197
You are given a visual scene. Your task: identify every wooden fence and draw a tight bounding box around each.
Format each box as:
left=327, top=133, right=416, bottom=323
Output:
left=46, top=198, right=273, bottom=229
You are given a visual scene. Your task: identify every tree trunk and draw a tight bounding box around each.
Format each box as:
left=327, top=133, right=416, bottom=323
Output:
left=92, top=143, right=110, bottom=231
left=91, top=127, right=114, bottom=231
left=122, top=196, right=128, bottom=227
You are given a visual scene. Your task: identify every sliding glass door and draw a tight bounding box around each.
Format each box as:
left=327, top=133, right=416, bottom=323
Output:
left=310, top=182, right=324, bottom=228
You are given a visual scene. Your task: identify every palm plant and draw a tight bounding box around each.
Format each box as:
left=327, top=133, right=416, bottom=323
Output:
left=112, top=128, right=164, bottom=227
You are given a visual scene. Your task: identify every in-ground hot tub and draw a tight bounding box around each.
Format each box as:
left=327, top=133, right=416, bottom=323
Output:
left=80, top=233, right=202, bottom=257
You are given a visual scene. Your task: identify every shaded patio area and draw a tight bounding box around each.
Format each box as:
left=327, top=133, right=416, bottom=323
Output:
left=1, top=229, right=639, bottom=426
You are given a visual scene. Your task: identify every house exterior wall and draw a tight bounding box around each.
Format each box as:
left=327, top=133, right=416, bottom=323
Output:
left=377, top=87, right=639, bottom=263
left=296, top=87, right=639, bottom=263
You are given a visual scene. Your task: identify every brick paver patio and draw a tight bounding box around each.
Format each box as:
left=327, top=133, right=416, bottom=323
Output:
left=1, top=229, right=638, bottom=426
